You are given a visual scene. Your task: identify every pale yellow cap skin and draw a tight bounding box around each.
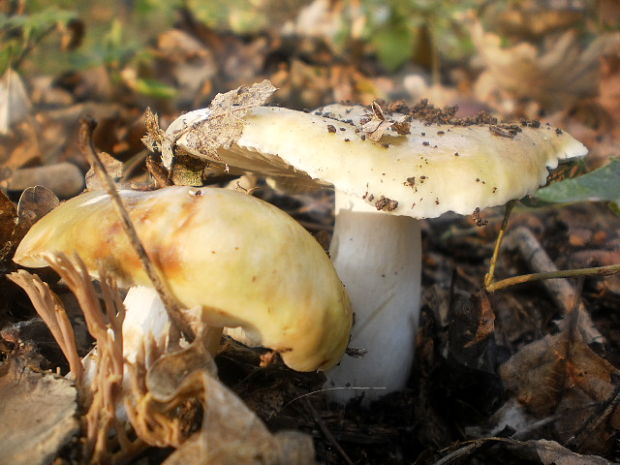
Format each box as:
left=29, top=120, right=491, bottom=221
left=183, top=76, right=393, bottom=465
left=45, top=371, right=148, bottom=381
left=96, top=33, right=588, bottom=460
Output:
left=169, top=105, right=588, bottom=217
left=13, top=186, right=352, bottom=372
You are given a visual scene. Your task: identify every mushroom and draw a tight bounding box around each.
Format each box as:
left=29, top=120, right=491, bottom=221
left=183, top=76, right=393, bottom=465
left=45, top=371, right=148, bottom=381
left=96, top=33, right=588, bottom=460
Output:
left=162, top=100, right=587, bottom=402
left=12, top=186, right=352, bottom=372
left=163, top=100, right=588, bottom=403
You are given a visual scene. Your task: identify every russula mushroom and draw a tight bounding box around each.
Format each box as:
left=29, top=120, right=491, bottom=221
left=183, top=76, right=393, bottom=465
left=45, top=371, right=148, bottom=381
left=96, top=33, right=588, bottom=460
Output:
left=163, top=100, right=588, bottom=403
left=12, top=186, right=352, bottom=372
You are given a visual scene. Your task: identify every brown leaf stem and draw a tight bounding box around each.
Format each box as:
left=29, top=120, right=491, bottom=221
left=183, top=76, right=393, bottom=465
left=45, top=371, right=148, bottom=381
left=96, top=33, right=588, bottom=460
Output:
left=79, top=117, right=195, bottom=342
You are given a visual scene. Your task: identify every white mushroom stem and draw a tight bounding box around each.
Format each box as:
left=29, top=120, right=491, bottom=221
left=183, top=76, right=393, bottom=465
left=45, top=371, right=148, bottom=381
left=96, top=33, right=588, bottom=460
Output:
left=122, top=286, right=224, bottom=361
left=326, top=192, right=421, bottom=404
left=122, top=286, right=173, bottom=364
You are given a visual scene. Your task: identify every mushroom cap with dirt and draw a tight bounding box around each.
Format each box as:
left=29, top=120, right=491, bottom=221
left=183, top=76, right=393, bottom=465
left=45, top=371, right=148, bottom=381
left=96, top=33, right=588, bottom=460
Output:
left=163, top=100, right=588, bottom=403
left=13, top=186, right=352, bottom=372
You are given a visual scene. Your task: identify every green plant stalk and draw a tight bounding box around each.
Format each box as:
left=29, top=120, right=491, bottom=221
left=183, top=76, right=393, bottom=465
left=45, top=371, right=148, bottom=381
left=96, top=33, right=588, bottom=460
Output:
left=486, top=263, right=620, bottom=293
left=483, top=200, right=515, bottom=289
left=484, top=200, right=620, bottom=293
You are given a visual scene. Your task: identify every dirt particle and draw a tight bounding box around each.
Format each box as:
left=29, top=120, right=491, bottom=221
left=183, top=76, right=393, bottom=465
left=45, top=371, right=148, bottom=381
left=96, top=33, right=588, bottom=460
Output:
left=454, top=152, right=459, bottom=156
left=555, top=128, right=563, bottom=135
left=404, top=176, right=416, bottom=187
left=489, top=124, right=521, bottom=138
left=472, top=207, right=488, bottom=226
left=375, top=196, right=398, bottom=211
left=327, top=124, right=336, bottom=133
left=344, top=138, right=350, bottom=142
left=392, top=120, right=411, bottom=135
left=363, top=191, right=375, bottom=202
left=422, top=141, right=430, bottom=146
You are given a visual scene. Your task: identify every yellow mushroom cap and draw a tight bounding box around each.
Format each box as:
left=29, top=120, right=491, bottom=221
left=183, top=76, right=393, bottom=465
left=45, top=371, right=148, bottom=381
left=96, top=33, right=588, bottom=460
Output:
left=167, top=104, right=588, bottom=218
left=13, top=186, right=352, bottom=371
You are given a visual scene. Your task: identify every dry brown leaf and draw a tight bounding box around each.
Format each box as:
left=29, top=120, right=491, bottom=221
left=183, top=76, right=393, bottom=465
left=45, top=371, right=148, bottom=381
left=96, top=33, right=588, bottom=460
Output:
left=16, top=185, right=60, bottom=229
left=126, top=338, right=316, bottom=465
left=488, top=5, right=584, bottom=38
left=142, top=107, right=166, bottom=153
left=472, top=20, right=620, bottom=112
left=155, top=29, right=216, bottom=105
left=158, top=80, right=276, bottom=177
left=464, top=292, right=495, bottom=349
left=0, top=190, right=26, bottom=267
left=174, top=80, right=275, bottom=156
left=500, top=333, right=620, bottom=417
left=85, top=151, right=123, bottom=191
left=533, top=439, right=615, bottom=465
left=500, top=332, right=620, bottom=453
left=599, top=55, right=620, bottom=130
left=0, top=356, right=79, bottom=465
left=360, top=101, right=395, bottom=142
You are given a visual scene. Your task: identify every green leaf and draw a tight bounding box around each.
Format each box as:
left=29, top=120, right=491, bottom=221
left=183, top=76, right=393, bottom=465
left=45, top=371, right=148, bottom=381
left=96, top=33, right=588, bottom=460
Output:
left=371, top=20, right=414, bottom=71
left=133, top=78, right=177, bottom=99
left=534, top=158, right=620, bottom=206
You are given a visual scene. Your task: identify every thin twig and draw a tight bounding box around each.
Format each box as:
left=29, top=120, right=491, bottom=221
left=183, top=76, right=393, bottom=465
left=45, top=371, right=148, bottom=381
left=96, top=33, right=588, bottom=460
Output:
left=483, top=203, right=619, bottom=299
left=304, top=399, right=355, bottom=465
left=565, top=383, right=620, bottom=449
left=485, top=263, right=620, bottom=292
left=279, top=386, right=387, bottom=412
left=489, top=226, right=604, bottom=344
left=431, top=437, right=528, bottom=465
left=79, top=117, right=194, bottom=342
left=484, top=200, right=515, bottom=289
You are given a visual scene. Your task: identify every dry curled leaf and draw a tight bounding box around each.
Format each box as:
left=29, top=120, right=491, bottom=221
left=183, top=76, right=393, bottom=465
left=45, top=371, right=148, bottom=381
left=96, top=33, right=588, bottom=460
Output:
left=500, top=332, right=620, bottom=453
left=501, top=333, right=620, bottom=416
left=162, top=80, right=277, bottom=168
left=360, top=101, right=410, bottom=142
left=0, top=190, right=22, bottom=266
left=85, top=151, right=123, bottom=191
left=16, top=186, right=60, bottom=230
left=126, top=338, right=315, bottom=465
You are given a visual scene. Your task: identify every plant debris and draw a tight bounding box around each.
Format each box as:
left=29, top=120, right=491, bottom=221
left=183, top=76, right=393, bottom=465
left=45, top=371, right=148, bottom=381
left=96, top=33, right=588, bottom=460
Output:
left=2, top=2, right=620, bottom=464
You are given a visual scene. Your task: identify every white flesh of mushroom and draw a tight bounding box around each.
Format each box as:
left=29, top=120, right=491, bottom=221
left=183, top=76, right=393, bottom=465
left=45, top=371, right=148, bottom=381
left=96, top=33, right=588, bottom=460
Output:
left=327, top=192, right=421, bottom=402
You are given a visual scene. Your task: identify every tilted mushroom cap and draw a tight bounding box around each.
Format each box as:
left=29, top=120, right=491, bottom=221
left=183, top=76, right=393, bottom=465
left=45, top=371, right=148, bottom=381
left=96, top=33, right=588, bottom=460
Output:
left=13, top=186, right=352, bottom=371
left=166, top=103, right=587, bottom=217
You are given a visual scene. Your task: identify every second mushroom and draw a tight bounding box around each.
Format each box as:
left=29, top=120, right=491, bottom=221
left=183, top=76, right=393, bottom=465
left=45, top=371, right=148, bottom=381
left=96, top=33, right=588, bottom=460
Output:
left=13, top=186, right=352, bottom=372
